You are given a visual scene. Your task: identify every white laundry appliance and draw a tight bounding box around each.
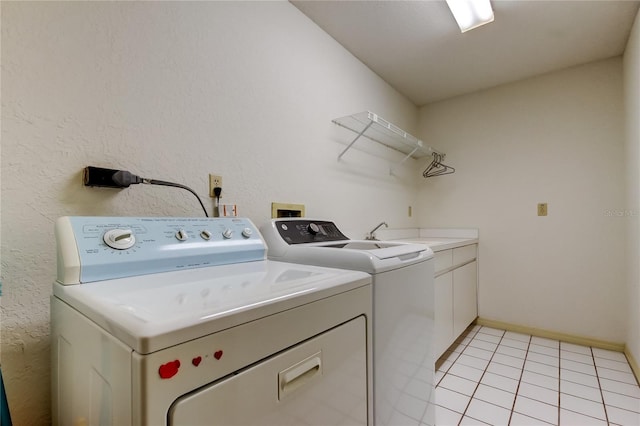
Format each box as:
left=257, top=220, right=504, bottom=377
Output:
left=51, top=216, right=372, bottom=426
left=260, top=219, right=435, bottom=426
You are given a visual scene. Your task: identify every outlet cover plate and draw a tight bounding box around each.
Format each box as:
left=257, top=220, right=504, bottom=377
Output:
left=538, top=203, right=548, bottom=216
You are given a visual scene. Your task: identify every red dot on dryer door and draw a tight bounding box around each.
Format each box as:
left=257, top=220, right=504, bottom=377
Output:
left=214, top=350, right=223, bottom=360
left=158, top=360, right=181, bottom=379
left=192, top=356, right=202, bottom=367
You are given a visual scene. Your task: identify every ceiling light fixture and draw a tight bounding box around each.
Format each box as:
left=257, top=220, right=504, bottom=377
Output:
left=445, top=0, right=494, bottom=33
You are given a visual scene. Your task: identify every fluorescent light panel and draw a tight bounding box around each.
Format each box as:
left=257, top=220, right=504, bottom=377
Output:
left=446, top=0, right=494, bottom=33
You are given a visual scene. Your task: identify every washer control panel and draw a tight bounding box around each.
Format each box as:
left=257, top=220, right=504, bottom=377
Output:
left=56, top=217, right=265, bottom=284
left=274, top=220, right=349, bottom=244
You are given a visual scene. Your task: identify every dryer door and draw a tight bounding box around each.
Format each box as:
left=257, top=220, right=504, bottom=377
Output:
left=168, top=316, right=368, bottom=426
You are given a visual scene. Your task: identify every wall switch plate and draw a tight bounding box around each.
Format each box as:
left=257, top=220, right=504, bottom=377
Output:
left=538, top=203, right=548, bottom=216
left=209, top=174, right=222, bottom=197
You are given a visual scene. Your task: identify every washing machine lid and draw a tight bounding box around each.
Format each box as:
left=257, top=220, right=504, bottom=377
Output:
left=53, top=260, right=370, bottom=354
left=272, top=241, right=432, bottom=274
left=314, top=240, right=428, bottom=260
left=261, top=219, right=432, bottom=274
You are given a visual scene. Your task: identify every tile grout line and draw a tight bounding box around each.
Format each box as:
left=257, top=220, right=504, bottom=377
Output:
left=451, top=328, right=478, bottom=367
left=507, top=333, right=532, bottom=425
left=457, top=326, right=503, bottom=426
left=596, top=373, right=640, bottom=399
left=592, top=346, right=610, bottom=425
left=436, top=336, right=470, bottom=387
left=435, top=325, right=479, bottom=422
left=557, top=340, right=561, bottom=426
left=456, top=327, right=486, bottom=425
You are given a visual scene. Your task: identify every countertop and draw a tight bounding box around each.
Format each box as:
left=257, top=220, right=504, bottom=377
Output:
left=375, top=228, right=478, bottom=252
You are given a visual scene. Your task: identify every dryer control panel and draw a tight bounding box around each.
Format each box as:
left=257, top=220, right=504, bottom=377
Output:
left=55, top=217, right=265, bottom=284
left=273, top=220, right=349, bottom=244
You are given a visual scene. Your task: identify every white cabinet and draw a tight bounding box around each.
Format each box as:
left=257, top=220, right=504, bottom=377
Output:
left=433, top=244, right=478, bottom=359
left=453, top=261, right=478, bottom=339
left=434, top=273, right=453, bottom=356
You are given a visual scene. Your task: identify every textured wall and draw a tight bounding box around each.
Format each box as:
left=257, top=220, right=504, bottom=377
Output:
left=623, top=9, right=640, bottom=367
left=0, top=2, right=420, bottom=424
left=416, top=58, right=627, bottom=343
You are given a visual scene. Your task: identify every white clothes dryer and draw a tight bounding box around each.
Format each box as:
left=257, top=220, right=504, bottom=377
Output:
left=51, top=216, right=372, bottom=426
left=261, top=219, right=436, bottom=426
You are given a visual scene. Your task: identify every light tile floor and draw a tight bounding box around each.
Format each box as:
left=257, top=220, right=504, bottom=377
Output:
left=435, top=325, right=640, bottom=425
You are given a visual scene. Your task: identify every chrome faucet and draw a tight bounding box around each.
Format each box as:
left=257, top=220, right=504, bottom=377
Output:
left=366, top=221, right=388, bottom=240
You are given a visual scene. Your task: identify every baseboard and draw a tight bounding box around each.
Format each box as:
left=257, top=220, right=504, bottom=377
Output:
left=624, top=347, right=640, bottom=385
left=475, top=317, right=625, bottom=352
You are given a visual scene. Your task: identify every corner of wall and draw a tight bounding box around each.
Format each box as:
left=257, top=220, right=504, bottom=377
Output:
left=623, top=7, right=640, bottom=370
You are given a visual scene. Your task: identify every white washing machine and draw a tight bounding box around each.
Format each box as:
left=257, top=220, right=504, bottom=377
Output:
left=260, top=219, right=435, bottom=426
left=51, top=216, right=372, bottom=426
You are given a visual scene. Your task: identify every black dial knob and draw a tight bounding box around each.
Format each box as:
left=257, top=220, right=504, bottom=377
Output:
left=308, top=223, right=320, bottom=235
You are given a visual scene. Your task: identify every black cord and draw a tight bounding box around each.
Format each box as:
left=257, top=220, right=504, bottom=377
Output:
left=88, top=167, right=209, bottom=217
left=213, top=186, right=222, bottom=217
left=144, top=179, right=209, bottom=217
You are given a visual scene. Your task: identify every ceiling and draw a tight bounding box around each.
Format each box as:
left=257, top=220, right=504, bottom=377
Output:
left=292, top=0, right=640, bottom=106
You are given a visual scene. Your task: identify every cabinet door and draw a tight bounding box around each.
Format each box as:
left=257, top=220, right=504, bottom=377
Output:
left=434, top=250, right=453, bottom=275
left=434, top=272, right=453, bottom=359
left=453, top=261, right=478, bottom=338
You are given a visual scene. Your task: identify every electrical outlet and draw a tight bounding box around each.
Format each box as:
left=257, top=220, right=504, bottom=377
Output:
left=209, top=174, right=222, bottom=197
left=538, top=203, right=548, bottom=216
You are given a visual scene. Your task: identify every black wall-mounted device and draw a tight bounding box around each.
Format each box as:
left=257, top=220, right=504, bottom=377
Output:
left=84, top=166, right=126, bottom=188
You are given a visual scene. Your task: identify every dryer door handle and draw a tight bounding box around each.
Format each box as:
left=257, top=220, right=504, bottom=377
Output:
left=278, top=352, right=322, bottom=400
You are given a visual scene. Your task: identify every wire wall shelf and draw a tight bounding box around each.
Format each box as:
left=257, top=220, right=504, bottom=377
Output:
left=332, top=111, right=453, bottom=177
left=333, top=111, right=441, bottom=160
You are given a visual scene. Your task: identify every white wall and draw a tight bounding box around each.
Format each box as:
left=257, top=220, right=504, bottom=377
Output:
left=416, top=58, right=627, bottom=343
left=0, top=2, right=420, bottom=423
left=623, top=9, right=640, bottom=367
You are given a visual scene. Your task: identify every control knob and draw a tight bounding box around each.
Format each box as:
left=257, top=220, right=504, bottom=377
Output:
left=241, top=228, right=253, bottom=238
left=308, top=223, right=320, bottom=235
left=103, top=229, right=136, bottom=250
left=222, top=228, right=233, bottom=239
left=175, top=230, right=188, bottom=241
left=200, top=230, right=212, bottom=240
